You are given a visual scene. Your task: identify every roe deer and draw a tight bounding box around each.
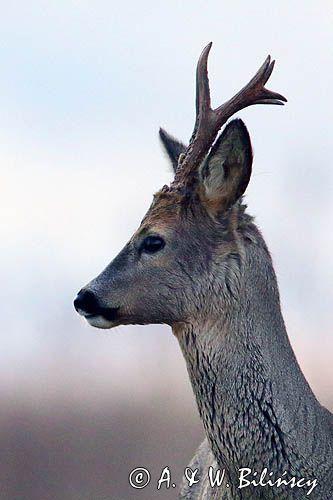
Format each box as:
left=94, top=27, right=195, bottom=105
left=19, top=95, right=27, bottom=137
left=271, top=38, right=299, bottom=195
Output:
left=74, top=44, right=333, bottom=499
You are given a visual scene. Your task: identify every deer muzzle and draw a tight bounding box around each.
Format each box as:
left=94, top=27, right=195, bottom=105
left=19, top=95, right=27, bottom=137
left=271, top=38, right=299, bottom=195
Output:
left=74, top=288, right=120, bottom=329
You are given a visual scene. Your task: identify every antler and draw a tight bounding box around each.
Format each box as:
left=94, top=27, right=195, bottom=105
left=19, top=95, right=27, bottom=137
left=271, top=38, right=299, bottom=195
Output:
left=172, top=42, right=287, bottom=187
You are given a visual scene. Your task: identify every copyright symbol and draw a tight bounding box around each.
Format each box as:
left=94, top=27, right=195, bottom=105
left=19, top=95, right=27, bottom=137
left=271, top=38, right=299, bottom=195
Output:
left=129, top=467, right=151, bottom=489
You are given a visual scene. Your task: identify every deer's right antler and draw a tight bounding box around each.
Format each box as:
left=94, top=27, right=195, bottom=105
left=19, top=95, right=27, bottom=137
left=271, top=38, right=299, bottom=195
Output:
left=172, top=42, right=287, bottom=188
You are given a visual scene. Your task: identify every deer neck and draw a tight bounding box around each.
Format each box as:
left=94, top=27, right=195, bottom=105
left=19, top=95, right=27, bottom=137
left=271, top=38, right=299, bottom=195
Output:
left=173, top=239, right=327, bottom=487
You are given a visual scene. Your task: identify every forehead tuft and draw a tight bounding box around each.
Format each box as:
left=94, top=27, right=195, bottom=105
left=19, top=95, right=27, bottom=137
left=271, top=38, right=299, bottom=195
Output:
left=141, top=189, right=184, bottom=228
left=153, top=188, right=184, bottom=205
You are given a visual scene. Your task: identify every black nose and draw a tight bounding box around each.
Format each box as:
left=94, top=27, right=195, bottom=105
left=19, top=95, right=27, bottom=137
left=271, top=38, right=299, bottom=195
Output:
left=74, top=289, right=98, bottom=315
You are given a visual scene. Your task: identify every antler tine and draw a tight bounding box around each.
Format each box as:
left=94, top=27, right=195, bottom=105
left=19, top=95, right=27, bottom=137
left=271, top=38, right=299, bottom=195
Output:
left=173, top=44, right=287, bottom=187
left=247, top=55, right=273, bottom=88
left=215, top=55, right=287, bottom=122
left=181, top=42, right=214, bottom=168
left=195, top=42, right=212, bottom=117
left=175, top=43, right=215, bottom=176
left=251, top=57, right=285, bottom=101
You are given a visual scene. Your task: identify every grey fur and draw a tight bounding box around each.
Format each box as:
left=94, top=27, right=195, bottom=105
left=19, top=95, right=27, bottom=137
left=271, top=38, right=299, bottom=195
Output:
left=176, top=222, right=333, bottom=499
left=75, top=119, right=333, bottom=499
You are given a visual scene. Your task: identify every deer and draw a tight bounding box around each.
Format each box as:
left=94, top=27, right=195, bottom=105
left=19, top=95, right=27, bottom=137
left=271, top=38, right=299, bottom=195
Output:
left=74, top=43, right=333, bottom=499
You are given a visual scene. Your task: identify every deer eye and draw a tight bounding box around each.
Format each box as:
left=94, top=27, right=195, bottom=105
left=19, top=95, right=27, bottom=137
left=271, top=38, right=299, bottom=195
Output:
left=140, top=236, right=165, bottom=254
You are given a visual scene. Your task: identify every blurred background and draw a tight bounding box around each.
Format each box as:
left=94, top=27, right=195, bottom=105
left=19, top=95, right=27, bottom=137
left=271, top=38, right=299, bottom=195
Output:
left=0, top=1, right=332, bottom=499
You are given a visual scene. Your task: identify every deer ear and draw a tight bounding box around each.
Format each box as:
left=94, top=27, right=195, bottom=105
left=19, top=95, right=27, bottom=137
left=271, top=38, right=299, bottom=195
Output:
left=159, top=128, right=187, bottom=173
left=198, top=119, right=253, bottom=214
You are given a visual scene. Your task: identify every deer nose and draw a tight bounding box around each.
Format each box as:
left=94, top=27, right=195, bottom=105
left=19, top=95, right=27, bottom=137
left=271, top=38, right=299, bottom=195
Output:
left=74, top=289, right=98, bottom=316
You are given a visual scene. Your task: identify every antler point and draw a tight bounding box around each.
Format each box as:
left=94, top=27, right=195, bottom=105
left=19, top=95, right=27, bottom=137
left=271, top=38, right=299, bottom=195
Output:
left=201, top=42, right=213, bottom=58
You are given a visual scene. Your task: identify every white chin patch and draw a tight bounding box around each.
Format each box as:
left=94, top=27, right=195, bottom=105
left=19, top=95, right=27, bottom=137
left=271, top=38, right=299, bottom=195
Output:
left=85, top=315, right=114, bottom=329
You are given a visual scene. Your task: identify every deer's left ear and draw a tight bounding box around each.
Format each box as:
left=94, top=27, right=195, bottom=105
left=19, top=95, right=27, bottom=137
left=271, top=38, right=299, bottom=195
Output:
left=198, top=119, right=253, bottom=214
left=159, top=128, right=187, bottom=173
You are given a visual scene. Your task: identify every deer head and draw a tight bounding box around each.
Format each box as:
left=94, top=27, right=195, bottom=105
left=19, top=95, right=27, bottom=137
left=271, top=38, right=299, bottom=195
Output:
left=74, top=43, right=286, bottom=330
